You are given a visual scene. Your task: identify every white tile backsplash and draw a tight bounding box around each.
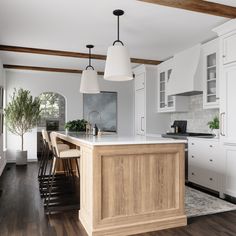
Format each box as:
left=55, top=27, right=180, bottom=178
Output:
left=170, top=94, right=219, bottom=133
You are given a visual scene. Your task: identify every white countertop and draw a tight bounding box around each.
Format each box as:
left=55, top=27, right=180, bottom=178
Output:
left=57, top=132, right=187, bottom=146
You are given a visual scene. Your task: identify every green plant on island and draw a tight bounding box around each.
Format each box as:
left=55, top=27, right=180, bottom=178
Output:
left=4, top=88, right=41, bottom=151
left=207, top=116, right=219, bottom=130
left=65, top=119, right=87, bottom=132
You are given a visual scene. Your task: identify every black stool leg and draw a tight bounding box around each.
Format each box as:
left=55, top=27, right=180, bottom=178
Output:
left=46, top=157, right=58, bottom=213
left=38, top=142, right=46, bottom=179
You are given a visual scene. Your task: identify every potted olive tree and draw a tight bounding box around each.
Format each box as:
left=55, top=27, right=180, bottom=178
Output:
left=4, top=88, right=41, bottom=165
left=208, top=116, right=219, bottom=138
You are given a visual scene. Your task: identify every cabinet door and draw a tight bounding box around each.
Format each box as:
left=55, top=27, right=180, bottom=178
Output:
left=135, top=88, right=145, bottom=135
left=158, top=70, right=167, bottom=111
left=157, top=59, right=176, bottom=112
left=220, top=66, right=236, bottom=141
left=223, top=33, right=236, bottom=65
left=135, top=72, right=145, bottom=91
left=166, top=68, right=175, bottom=109
left=135, top=70, right=146, bottom=136
left=203, top=39, right=219, bottom=109
left=224, top=145, right=236, bottom=197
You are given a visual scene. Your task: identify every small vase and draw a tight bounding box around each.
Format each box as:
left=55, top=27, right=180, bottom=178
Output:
left=212, top=129, right=219, bottom=138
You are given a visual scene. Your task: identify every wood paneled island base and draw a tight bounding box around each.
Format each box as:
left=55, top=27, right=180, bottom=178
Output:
left=55, top=133, right=187, bottom=236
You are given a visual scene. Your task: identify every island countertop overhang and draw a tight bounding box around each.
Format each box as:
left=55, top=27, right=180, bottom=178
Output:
left=55, top=131, right=187, bottom=147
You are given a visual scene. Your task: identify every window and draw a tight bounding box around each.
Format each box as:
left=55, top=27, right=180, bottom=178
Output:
left=38, top=92, right=65, bottom=130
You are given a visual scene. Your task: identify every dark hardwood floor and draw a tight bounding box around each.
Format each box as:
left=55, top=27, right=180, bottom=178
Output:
left=1, top=163, right=236, bottom=236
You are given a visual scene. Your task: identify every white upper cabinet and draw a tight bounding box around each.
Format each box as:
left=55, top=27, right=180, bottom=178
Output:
left=213, top=19, right=236, bottom=66
left=157, top=58, right=189, bottom=113
left=202, top=38, right=220, bottom=109
left=223, top=33, right=236, bottom=65
left=213, top=20, right=236, bottom=143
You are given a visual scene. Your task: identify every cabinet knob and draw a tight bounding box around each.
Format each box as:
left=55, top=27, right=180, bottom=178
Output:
left=191, top=155, right=194, bottom=158
left=191, top=143, right=194, bottom=145
left=209, top=145, right=213, bottom=148
left=223, top=55, right=226, bottom=58
left=209, top=159, right=213, bottom=162
left=192, top=172, right=195, bottom=175
left=209, top=178, right=213, bottom=181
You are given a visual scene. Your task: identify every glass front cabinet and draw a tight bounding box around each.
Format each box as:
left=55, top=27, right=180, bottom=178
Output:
left=203, top=38, right=220, bottom=109
left=157, top=59, right=175, bottom=112
left=157, top=58, right=188, bottom=113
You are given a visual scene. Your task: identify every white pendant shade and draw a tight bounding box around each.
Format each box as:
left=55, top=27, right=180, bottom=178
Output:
left=80, top=70, right=100, bottom=94
left=104, top=45, right=133, bottom=81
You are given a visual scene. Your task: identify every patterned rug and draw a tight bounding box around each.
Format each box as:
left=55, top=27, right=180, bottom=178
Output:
left=185, top=186, right=236, bottom=218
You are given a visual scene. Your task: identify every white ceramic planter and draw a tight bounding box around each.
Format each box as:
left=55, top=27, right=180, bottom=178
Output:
left=212, top=129, right=219, bottom=138
left=16, top=150, right=27, bottom=165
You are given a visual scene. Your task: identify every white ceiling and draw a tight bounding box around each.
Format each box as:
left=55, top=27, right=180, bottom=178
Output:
left=0, top=0, right=234, bottom=72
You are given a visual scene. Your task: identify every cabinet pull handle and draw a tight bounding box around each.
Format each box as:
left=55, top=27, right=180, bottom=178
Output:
left=141, top=117, right=144, bottom=132
left=220, top=112, right=226, bottom=136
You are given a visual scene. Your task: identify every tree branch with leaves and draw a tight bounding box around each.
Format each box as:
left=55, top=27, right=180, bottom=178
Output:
left=4, top=88, right=41, bottom=151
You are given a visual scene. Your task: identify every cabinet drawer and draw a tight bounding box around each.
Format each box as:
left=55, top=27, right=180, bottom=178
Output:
left=189, top=166, right=218, bottom=191
left=204, top=172, right=218, bottom=191
left=188, top=166, right=202, bottom=185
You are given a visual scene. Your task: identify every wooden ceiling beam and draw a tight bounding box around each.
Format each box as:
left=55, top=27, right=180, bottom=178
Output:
left=138, top=0, right=236, bottom=18
left=0, top=45, right=162, bottom=65
left=3, top=64, right=105, bottom=75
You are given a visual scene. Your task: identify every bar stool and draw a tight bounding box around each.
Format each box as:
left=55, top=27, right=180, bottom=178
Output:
left=45, top=132, right=80, bottom=212
left=38, top=130, right=70, bottom=196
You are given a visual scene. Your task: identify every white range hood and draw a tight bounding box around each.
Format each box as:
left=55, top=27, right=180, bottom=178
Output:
left=167, top=44, right=203, bottom=96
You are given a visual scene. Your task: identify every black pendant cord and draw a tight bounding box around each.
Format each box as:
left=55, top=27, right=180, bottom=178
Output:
left=113, top=10, right=124, bottom=46
left=86, top=45, right=94, bottom=70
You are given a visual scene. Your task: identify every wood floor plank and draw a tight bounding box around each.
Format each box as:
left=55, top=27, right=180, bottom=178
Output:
left=1, top=163, right=236, bottom=236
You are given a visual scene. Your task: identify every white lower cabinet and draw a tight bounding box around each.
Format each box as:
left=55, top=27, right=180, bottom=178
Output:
left=224, top=144, right=236, bottom=197
left=188, top=138, right=224, bottom=195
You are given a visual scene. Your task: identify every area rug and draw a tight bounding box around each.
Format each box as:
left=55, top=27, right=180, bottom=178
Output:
left=185, top=186, right=236, bottom=218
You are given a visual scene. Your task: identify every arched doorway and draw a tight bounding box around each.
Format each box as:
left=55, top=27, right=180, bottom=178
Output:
left=38, top=92, right=66, bottom=130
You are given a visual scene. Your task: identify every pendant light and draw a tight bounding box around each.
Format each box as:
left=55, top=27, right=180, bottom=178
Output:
left=104, top=9, right=133, bottom=81
left=80, top=45, right=100, bottom=93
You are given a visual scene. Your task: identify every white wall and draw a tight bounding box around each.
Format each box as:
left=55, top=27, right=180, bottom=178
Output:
left=0, top=58, right=6, bottom=175
left=5, top=70, right=134, bottom=162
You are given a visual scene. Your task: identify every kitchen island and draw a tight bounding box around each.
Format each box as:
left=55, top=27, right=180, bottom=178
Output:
left=55, top=132, right=187, bottom=236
